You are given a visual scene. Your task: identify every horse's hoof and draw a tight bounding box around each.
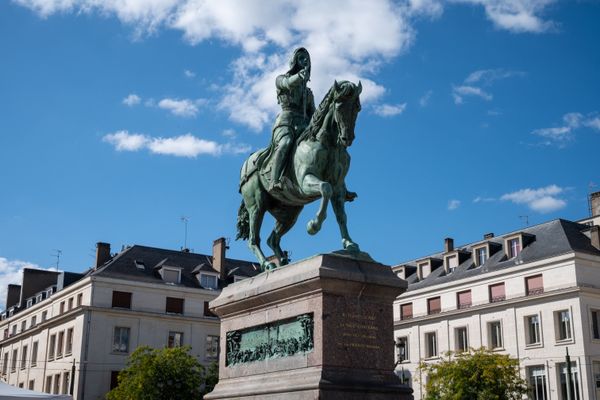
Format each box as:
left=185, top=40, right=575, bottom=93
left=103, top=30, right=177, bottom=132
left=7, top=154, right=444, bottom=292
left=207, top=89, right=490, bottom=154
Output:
left=307, top=220, right=320, bottom=235
left=281, top=258, right=289, bottom=266
left=265, top=262, right=278, bottom=271
left=343, top=241, right=360, bottom=253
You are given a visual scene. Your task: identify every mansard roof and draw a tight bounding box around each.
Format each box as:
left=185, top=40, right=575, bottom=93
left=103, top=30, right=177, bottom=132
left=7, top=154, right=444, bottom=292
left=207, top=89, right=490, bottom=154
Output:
left=399, top=219, right=600, bottom=291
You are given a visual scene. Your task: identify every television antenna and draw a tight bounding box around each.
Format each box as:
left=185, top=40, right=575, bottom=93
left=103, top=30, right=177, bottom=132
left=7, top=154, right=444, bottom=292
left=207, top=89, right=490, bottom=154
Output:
left=180, top=216, right=189, bottom=250
left=51, top=249, right=62, bottom=271
left=519, top=215, right=529, bottom=227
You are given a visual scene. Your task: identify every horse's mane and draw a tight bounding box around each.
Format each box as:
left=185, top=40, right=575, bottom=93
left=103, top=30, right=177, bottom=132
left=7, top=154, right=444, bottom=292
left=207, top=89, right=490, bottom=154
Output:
left=296, top=83, right=337, bottom=144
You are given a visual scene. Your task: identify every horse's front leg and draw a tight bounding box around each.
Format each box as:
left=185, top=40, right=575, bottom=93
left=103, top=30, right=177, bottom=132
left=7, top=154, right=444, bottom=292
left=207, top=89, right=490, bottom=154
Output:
left=301, top=174, right=332, bottom=235
left=331, top=189, right=360, bottom=253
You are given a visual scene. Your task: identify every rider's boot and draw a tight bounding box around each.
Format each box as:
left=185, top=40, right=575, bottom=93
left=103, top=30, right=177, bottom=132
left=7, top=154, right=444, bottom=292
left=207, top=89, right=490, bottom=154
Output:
left=269, top=141, right=290, bottom=191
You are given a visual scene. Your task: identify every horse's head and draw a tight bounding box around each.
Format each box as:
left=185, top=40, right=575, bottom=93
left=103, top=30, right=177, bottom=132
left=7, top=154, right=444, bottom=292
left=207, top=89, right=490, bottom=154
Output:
left=332, top=80, right=362, bottom=147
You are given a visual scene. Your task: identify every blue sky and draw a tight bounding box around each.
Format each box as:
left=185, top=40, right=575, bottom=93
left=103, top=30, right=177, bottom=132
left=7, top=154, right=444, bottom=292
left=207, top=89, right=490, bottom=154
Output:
left=1, top=0, right=599, bottom=302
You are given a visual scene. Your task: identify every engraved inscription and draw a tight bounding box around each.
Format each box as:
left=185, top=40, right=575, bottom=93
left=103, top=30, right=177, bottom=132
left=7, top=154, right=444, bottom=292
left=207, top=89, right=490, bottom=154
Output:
left=336, top=312, right=381, bottom=350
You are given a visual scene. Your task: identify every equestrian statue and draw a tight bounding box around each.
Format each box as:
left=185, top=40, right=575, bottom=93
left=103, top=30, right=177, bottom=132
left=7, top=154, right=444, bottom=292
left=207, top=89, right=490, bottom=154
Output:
left=236, top=47, right=362, bottom=271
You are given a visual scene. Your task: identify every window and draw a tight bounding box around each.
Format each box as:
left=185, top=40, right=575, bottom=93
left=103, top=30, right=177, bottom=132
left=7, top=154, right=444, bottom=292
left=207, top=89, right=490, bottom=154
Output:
left=162, top=267, right=181, bottom=284
left=418, top=262, right=431, bottom=279
left=200, top=273, right=218, bottom=290
left=21, top=320, right=26, bottom=332
left=53, top=373, right=60, bottom=394
left=21, top=345, right=27, bottom=370
left=28, top=380, right=34, bottom=390
left=457, top=290, right=472, bottom=309
left=425, top=332, right=437, bottom=358
left=68, top=297, right=73, bottom=311
left=48, top=334, right=56, bottom=360
left=396, top=337, right=408, bottom=362
left=592, top=309, right=600, bottom=340
left=27, top=299, right=33, bottom=308
left=446, top=255, right=458, bottom=274
left=508, top=237, right=521, bottom=258
left=62, top=372, right=69, bottom=394
left=2, top=352, right=8, bottom=375
left=77, top=293, right=83, bottom=306
left=31, top=315, right=37, bottom=327
left=66, top=328, right=74, bottom=355
left=400, top=303, right=413, bottom=320
left=558, top=362, right=580, bottom=400
left=556, top=310, right=572, bottom=341
left=36, top=294, right=43, bottom=303
left=19, top=382, right=24, bottom=388
left=205, top=335, right=219, bottom=360
left=59, top=301, right=65, bottom=314
left=526, top=275, right=544, bottom=296
left=526, top=315, right=542, bottom=345
left=11, top=349, right=17, bottom=372
left=42, top=311, right=47, bottom=322
left=168, top=331, right=184, bottom=348
left=31, top=342, right=38, bottom=367
left=475, top=247, right=488, bottom=267
left=489, top=321, right=503, bottom=349
left=455, top=327, right=468, bottom=352
left=57, top=331, right=65, bottom=358
left=112, top=291, right=132, bottom=309
left=165, top=297, right=184, bottom=314
left=110, top=371, right=120, bottom=390
left=202, top=301, right=216, bottom=318
left=489, top=282, right=506, bottom=303
left=528, top=366, right=548, bottom=400
left=45, top=376, right=52, bottom=394
left=12, top=325, right=16, bottom=335
left=427, top=297, right=441, bottom=315
left=113, top=327, right=130, bottom=353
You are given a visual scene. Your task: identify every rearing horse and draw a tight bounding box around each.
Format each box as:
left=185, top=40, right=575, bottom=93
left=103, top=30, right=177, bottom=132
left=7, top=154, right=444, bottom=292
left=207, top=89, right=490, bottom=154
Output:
left=237, top=80, right=362, bottom=271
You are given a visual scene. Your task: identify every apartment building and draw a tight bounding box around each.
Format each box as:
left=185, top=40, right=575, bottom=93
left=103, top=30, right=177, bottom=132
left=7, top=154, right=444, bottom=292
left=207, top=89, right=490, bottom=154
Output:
left=393, top=194, right=600, bottom=400
left=0, top=238, right=256, bottom=400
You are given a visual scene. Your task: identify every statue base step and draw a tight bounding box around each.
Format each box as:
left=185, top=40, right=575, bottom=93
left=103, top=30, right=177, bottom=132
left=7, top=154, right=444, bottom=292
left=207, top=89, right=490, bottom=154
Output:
left=204, top=253, right=413, bottom=400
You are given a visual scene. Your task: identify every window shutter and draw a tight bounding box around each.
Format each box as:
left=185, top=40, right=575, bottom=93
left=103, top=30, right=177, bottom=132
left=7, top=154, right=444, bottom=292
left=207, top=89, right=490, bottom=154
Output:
left=428, top=297, right=441, bottom=314
left=166, top=297, right=184, bottom=314
left=489, top=283, right=506, bottom=302
left=526, top=275, right=544, bottom=295
left=457, top=290, right=472, bottom=308
left=400, top=303, right=413, bottom=320
left=112, top=291, right=132, bottom=309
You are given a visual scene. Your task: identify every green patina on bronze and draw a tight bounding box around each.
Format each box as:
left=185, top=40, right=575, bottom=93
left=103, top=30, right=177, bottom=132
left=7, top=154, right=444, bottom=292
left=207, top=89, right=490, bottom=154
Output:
left=236, top=47, right=363, bottom=271
left=226, top=313, right=314, bottom=366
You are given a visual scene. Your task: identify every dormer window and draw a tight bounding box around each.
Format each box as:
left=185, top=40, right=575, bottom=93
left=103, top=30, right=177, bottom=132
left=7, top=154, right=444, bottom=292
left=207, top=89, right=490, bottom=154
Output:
left=160, top=267, right=181, bottom=284
left=507, top=237, right=521, bottom=258
left=134, top=260, right=145, bottom=270
left=200, top=273, right=219, bottom=290
left=26, top=299, right=33, bottom=308
left=418, top=261, right=431, bottom=280
left=445, top=255, right=458, bottom=274
left=36, top=294, right=43, bottom=303
left=473, top=246, right=488, bottom=267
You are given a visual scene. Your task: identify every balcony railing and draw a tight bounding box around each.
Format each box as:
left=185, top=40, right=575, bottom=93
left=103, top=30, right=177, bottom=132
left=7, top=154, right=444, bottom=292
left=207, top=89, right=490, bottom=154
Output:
left=490, top=295, right=506, bottom=303
left=527, top=288, right=544, bottom=296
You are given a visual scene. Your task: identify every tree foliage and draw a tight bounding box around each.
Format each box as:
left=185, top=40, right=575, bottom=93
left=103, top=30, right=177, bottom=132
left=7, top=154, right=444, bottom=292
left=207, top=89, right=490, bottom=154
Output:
left=418, top=348, right=528, bottom=400
left=106, top=346, right=205, bottom=400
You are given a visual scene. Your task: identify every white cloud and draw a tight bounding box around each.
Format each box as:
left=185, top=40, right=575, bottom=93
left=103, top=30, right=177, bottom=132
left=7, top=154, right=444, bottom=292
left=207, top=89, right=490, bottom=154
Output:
left=0, top=258, right=44, bottom=309
left=464, top=69, right=525, bottom=85
left=373, top=103, right=407, bottom=117
left=14, top=0, right=556, bottom=129
left=184, top=69, right=195, bottom=78
left=102, top=130, right=250, bottom=157
left=122, top=93, right=141, bottom=106
left=448, top=199, right=461, bottom=210
left=419, top=90, right=432, bottom=107
left=532, top=111, right=600, bottom=147
left=453, top=0, right=557, bottom=33
left=103, top=130, right=148, bottom=151
left=452, top=85, right=492, bottom=104
left=500, top=184, right=567, bottom=213
left=473, top=196, right=496, bottom=203
left=158, top=98, right=205, bottom=117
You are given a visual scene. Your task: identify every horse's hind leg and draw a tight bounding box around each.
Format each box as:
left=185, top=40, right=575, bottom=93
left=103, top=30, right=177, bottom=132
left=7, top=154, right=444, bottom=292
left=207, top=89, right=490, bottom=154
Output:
left=267, top=205, right=302, bottom=266
left=243, top=182, right=274, bottom=271
left=301, top=174, right=332, bottom=235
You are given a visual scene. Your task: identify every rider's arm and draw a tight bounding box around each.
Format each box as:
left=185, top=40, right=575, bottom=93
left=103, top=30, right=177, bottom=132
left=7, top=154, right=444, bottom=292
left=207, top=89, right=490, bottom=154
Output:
left=276, top=70, right=306, bottom=90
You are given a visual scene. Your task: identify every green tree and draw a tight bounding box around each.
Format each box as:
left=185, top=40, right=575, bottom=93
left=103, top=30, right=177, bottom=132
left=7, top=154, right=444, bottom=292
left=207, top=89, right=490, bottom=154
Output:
left=202, top=361, right=219, bottom=396
left=418, top=348, right=528, bottom=400
left=106, top=346, right=204, bottom=400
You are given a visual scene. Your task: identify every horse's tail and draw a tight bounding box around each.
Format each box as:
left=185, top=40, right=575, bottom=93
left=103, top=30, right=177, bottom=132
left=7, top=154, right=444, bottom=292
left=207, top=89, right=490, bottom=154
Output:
left=236, top=200, right=250, bottom=241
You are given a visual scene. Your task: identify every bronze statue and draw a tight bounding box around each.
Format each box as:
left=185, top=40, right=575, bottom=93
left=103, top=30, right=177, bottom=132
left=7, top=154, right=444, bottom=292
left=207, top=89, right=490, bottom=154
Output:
left=237, top=47, right=362, bottom=271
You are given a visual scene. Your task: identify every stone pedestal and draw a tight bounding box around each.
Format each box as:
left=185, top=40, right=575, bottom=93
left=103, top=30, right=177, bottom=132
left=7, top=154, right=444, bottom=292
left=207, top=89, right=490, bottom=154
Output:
left=205, top=253, right=413, bottom=400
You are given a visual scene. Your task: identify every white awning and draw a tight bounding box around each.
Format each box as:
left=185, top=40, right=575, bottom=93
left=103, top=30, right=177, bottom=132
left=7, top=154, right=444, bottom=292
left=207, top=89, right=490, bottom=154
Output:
left=0, top=382, right=72, bottom=399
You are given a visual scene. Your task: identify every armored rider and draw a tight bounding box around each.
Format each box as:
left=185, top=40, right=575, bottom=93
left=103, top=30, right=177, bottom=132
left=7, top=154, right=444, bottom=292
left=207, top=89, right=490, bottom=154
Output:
left=269, top=47, right=316, bottom=191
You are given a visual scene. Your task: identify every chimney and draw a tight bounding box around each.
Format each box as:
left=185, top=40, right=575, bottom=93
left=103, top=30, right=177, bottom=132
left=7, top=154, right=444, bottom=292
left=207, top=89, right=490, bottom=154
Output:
left=444, top=237, right=454, bottom=253
left=6, top=284, right=21, bottom=309
left=484, top=233, right=494, bottom=239
left=591, top=191, right=600, bottom=217
left=95, top=242, right=111, bottom=269
left=212, top=237, right=227, bottom=281
left=590, top=226, right=600, bottom=250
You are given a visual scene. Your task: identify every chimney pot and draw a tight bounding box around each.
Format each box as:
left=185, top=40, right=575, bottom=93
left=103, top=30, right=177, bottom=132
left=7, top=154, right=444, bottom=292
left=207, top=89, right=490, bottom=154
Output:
left=212, top=237, right=227, bottom=281
left=590, top=226, right=600, bottom=250
left=444, top=237, right=454, bottom=253
left=95, top=242, right=111, bottom=269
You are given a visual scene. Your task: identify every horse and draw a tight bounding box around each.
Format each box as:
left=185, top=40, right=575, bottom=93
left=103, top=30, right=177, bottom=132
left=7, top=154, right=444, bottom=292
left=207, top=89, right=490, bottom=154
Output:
left=236, top=80, right=362, bottom=271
